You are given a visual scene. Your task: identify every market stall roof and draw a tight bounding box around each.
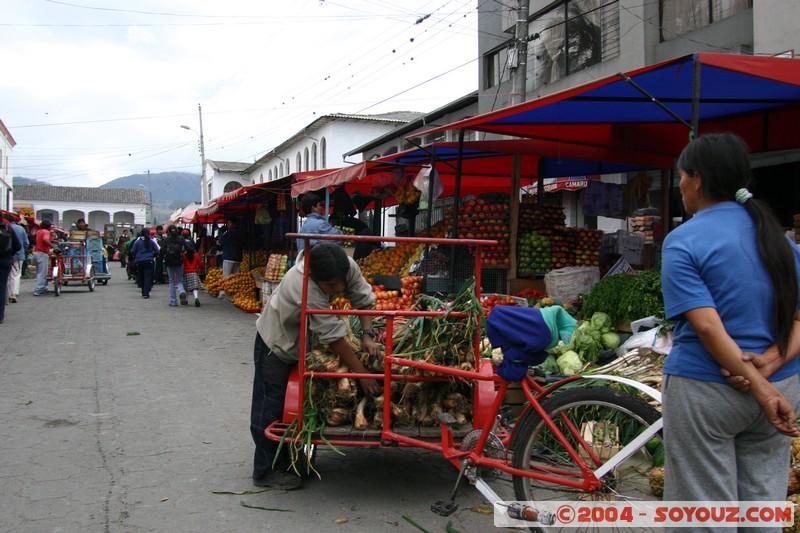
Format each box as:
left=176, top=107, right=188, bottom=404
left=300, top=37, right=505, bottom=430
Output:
left=196, top=171, right=325, bottom=219
left=290, top=137, right=666, bottom=199
left=410, top=53, right=800, bottom=159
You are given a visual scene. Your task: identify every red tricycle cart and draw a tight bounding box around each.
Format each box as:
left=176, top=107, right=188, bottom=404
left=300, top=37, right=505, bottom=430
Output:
left=267, top=234, right=664, bottom=532
left=48, top=241, right=97, bottom=296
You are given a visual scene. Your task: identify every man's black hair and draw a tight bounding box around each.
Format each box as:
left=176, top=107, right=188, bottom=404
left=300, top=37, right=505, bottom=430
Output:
left=308, top=242, right=349, bottom=282
left=301, top=193, right=322, bottom=215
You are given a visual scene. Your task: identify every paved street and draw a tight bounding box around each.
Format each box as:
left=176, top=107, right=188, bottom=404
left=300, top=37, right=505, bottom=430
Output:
left=0, top=266, right=495, bottom=533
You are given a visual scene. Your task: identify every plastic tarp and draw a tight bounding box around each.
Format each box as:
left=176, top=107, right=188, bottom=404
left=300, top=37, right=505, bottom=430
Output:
left=411, top=53, right=800, bottom=159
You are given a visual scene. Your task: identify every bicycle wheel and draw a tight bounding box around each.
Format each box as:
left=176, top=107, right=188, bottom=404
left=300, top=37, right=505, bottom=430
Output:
left=511, top=386, right=663, bottom=533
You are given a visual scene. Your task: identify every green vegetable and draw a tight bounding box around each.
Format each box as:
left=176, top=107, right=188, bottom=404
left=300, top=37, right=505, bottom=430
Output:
left=572, top=325, right=603, bottom=363
left=579, top=270, right=664, bottom=324
left=601, top=331, right=621, bottom=350
left=590, top=312, right=612, bottom=333
left=538, top=354, right=560, bottom=375
left=556, top=350, right=583, bottom=376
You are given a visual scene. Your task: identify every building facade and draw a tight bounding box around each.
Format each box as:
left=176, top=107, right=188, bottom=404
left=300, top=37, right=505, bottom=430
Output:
left=13, top=185, right=147, bottom=229
left=0, top=119, right=16, bottom=211
left=245, top=112, right=423, bottom=185
left=475, top=0, right=800, bottom=231
left=478, top=1, right=799, bottom=115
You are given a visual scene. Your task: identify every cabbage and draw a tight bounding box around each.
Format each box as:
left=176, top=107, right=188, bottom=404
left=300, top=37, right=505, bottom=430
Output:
left=572, top=327, right=603, bottom=363
left=590, top=312, right=613, bottom=333
left=538, top=355, right=560, bottom=375
left=601, top=331, right=621, bottom=350
left=556, top=350, right=583, bottom=376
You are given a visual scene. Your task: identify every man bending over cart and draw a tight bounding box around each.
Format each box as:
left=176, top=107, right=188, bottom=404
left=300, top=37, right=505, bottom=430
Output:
left=250, top=242, right=380, bottom=490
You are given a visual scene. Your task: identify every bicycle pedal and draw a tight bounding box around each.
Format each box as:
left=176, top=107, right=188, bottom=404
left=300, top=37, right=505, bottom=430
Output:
left=431, top=499, right=458, bottom=516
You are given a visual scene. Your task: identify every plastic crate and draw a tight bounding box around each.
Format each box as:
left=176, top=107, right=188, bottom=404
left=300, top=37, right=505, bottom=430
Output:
left=602, top=230, right=645, bottom=265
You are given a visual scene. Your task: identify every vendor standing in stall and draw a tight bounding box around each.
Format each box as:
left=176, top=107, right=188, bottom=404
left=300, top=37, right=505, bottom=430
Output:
left=216, top=218, right=242, bottom=300
left=250, top=242, right=380, bottom=490
left=297, top=193, right=343, bottom=254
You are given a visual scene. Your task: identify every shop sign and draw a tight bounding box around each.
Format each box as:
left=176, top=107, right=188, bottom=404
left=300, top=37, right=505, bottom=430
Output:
left=524, top=175, right=601, bottom=194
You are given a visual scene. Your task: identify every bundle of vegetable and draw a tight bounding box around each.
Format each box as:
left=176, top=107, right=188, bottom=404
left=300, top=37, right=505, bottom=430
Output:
left=377, top=278, right=484, bottom=428
left=579, top=270, right=664, bottom=324
left=302, top=278, right=483, bottom=434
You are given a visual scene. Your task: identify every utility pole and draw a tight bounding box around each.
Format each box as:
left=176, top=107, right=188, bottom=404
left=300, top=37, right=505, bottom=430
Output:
left=146, top=170, right=153, bottom=224
left=509, top=0, right=530, bottom=106
left=198, top=104, right=207, bottom=206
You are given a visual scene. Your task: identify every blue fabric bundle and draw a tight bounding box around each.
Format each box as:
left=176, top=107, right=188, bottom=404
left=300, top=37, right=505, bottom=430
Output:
left=486, top=306, right=577, bottom=382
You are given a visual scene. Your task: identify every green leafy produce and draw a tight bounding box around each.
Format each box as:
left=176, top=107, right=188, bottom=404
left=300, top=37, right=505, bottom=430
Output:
left=556, top=350, right=583, bottom=376
left=538, top=354, right=560, bottom=375
left=590, top=312, right=612, bottom=332
left=579, top=270, right=664, bottom=323
left=572, top=322, right=603, bottom=363
left=601, top=331, right=621, bottom=350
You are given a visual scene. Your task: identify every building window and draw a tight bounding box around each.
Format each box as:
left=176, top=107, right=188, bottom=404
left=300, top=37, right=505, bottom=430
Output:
left=304, top=147, right=310, bottom=171
left=296, top=153, right=302, bottom=173
left=280, top=163, right=285, bottom=176
left=321, top=137, right=327, bottom=168
left=660, top=0, right=752, bottom=42
left=312, top=143, right=318, bottom=170
left=268, top=169, right=273, bottom=181
left=484, top=45, right=512, bottom=89
left=224, top=181, right=242, bottom=193
left=528, top=0, right=619, bottom=89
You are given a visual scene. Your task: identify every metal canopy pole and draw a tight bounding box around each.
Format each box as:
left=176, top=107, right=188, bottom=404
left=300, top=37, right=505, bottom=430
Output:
left=449, top=129, right=466, bottom=293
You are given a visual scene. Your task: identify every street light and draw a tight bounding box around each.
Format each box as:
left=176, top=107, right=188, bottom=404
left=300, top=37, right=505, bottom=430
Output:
left=181, top=103, right=207, bottom=206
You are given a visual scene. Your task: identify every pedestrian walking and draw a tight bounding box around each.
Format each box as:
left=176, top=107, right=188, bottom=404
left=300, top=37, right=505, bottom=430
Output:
left=117, top=229, right=130, bottom=267
left=3, top=213, right=29, bottom=304
left=0, top=214, right=23, bottom=324
left=162, top=225, right=189, bottom=307
left=182, top=245, right=203, bottom=307
left=130, top=227, right=160, bottom=299
left=154, top=225, right=166, bottom=285
left=33, top=219, right=55, bottom=296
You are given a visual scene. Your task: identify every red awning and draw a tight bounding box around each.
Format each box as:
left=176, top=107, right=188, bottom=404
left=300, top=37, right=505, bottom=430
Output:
left=291, top=163, right=373, bottom=197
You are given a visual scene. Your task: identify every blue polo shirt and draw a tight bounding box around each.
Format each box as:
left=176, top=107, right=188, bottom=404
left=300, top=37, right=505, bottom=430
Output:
left=662, top=202, right=800, bottom=383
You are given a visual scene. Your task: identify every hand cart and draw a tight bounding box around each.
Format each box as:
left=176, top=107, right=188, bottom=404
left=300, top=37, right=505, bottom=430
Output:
left=48, top=241, right=96, bottom=295
left=266, top=233, right=664, bottom=532
left=86, top=236, right=110, bottom=285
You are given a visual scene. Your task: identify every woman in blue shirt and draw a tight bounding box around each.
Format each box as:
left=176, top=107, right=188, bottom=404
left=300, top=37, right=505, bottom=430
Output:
left=661, top=134, right=800, bottom=526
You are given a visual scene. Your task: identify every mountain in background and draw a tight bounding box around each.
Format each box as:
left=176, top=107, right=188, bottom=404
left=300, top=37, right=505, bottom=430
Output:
left=100, top=172, right=201, bottom=210
left=14, top=177, right=51, bottom=186
left=100, top=172, right=201, bottom=226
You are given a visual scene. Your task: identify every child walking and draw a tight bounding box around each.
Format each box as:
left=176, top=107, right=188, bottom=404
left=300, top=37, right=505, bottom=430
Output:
left=182, top=246, right=204, bottom=307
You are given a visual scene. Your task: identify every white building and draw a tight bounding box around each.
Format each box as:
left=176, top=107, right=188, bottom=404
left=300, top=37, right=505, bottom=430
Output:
left=0, top=118, right=15, bottom=211
left=13, top=185, right=147, bottom=229
left=203, top=112, right=424, bottom=200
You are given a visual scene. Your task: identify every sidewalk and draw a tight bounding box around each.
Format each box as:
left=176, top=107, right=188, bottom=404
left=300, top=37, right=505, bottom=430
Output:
left=0, top=268, right=491, bottom=532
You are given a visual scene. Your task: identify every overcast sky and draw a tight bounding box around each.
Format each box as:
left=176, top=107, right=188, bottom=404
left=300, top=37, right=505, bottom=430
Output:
left=1, top=0, right=479, bottom=188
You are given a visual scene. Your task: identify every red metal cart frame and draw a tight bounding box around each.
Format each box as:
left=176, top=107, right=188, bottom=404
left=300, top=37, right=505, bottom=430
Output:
left=266, top=233, right=664, bottom=527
